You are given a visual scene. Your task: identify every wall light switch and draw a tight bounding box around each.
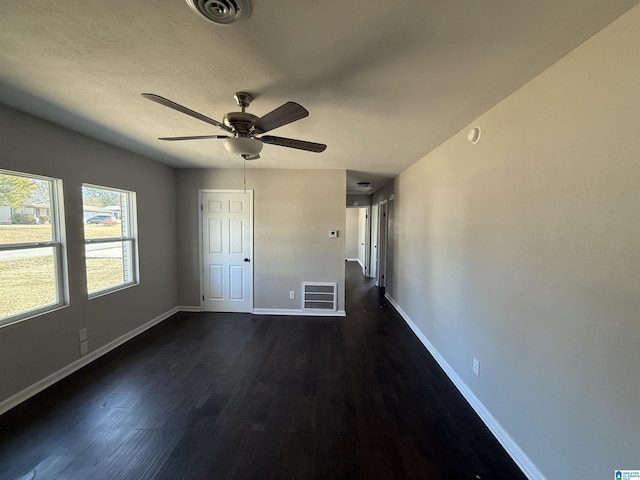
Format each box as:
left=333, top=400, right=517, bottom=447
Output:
left=473, top=357, right=480, bottom=376
left=78, top=328, right=88, bottom=343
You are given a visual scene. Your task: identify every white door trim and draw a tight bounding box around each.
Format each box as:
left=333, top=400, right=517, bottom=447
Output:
left=359, top=206, right=371, bottom=277
left=377, top=200, right=388, bottom=288
left=198, top=189, right=254, bottom=312
left=370, top=203, right=378, bottom=279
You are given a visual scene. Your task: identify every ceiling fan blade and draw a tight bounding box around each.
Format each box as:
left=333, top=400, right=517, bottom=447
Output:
left=260, top=135, right=327, bottom=153
left=158, top=135, right=230, bottom=141
left=250, top=102, right=309, bottom=134
left=141, top=93, right=233, bottom=133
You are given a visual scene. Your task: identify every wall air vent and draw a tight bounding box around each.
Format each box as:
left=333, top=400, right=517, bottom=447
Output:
left=185, top=0, right=251, bottom=25
left=302, top=282, right=337, bottom=312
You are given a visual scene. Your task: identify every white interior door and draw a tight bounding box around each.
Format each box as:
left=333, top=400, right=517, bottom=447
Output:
left=370, top=204, right=378, bottom=279
left=201, top=190, right=253, bottom=313
left=358, top=207, right=368, bottom=275
left=377, top=201, right=388, bottom=288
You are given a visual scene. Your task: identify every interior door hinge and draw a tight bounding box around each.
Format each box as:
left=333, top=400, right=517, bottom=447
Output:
left=202, top=295, right=205, bottom=301
left=201, top=204, right=203, bottom=211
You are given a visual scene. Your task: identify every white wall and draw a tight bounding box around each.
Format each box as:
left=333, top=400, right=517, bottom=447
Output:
left=0, top=105, right=178, bottom=408
left=175, top=168, right=346, bottom=313
left=388, top=6, right=640, bottom=479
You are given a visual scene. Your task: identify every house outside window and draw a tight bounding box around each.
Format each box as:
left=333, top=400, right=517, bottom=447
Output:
left=0, top=170, right=66, bottom=326
left=82, top=184, right=138, bottom=296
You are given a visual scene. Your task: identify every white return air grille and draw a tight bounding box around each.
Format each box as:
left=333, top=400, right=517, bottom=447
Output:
left=302, top=282, right=337, bottom=312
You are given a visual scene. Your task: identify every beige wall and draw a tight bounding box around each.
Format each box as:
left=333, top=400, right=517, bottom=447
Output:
left=389, top=6, right=640, bottom=479
left=0, top=105, right=178, bottom=406
left=175, top=168, right=346, bottom=313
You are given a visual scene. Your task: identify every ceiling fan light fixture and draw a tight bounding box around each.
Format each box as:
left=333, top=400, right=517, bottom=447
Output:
left=224, top=136, right=263, bottom=157
left=185, top=0, right=251, bottom=25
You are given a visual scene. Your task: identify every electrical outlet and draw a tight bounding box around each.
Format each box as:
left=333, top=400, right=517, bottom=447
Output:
left=289, top=291, right=295, bottom=300
left=78, top=328, right=88, bottom=343
left=473, top=357, right=480, bottom=376
left=80, top=341, right=89, bottom=356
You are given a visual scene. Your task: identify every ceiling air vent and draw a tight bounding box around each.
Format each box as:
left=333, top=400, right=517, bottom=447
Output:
left=185, top=0, right=251, bottom=25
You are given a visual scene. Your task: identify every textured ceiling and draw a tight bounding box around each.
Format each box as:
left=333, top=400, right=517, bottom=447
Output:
left=1, top=0, right=638, bottom=193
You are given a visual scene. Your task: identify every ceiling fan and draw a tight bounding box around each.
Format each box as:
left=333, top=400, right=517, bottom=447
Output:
left=141, top=92, right=327, bottom=160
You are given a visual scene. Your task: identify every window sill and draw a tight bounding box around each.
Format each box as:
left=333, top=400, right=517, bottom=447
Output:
left=88, top=281, right=139, bottom=300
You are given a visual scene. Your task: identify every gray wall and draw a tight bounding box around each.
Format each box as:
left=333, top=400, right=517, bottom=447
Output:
left=0, top=105, right=178, bottom=405
left=346, top=194, right=371, bottom=207
left=388, top=6, right=640, bottom=479
left=175, top=168, right=346, bottom=312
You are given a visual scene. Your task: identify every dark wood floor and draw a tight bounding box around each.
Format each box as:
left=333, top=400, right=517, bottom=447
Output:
left=0, top=262, right=526, bottom=480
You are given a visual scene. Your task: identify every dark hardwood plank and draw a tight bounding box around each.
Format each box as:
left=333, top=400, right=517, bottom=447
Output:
left=0, top=262, right=526, bottom=479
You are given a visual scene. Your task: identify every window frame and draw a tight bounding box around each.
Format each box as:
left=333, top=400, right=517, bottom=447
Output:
left=82, top=183, right=139, bottom=298
left=0, top=169, right=67, bottom=327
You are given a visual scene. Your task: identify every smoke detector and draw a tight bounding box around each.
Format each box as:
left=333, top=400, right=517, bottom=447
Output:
left=185, top=0, right=251, bottom=25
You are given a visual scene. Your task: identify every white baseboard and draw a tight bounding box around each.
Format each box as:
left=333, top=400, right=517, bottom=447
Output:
left=385, top=294, right=545, bottom=480
left=346, top=258, right=365, bottom=270
left=0, top=307, right=180, bottom=416
left=252, top=308, right=346, bottom=317
left=178, top=305, right=201, bottom=312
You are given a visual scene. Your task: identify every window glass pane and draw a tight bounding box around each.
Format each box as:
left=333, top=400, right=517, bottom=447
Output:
left=0, top=247, right=58, bottom=319
left=82, top=183, right=137, bottom=298
left=0, top=174, right=53, bottom=244
left=82, top=186, right=125, bottom=240
left=85, top=240, right=134, bottom=294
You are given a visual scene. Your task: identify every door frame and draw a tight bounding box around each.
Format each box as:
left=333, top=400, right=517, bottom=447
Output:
left=346, top=205, right=372, bottom=277
left=360, top=206, right=371, bottom=277
left=377, top=200, right=388, bottom=288
left=369, top=203, right=378, bottom=280
left=198, top=188, right=254, bottom=312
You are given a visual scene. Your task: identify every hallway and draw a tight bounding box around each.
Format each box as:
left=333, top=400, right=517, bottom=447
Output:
left=0, top=262, right=525, bottom=479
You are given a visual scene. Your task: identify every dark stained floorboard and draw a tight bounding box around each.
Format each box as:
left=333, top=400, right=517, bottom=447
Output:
left=0, top=262, right=527, bottom=479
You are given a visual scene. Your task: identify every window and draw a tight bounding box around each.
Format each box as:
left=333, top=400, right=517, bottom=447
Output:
left=0, top=170, right=66, bottom=325
left=82, top=184, right=138, bottom=296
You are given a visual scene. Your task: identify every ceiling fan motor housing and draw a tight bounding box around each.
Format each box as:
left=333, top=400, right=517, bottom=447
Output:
left=185, top=0, right=251, bottom=25
left=223, top=112, right=258, bottom=134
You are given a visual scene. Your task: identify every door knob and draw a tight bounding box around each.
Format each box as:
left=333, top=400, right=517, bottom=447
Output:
left=244, top=258, right=251, bottom=262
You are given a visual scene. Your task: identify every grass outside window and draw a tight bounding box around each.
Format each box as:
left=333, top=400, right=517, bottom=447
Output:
left=0, top=224, right=130, bottom=317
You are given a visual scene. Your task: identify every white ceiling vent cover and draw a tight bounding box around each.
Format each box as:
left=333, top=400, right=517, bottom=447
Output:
left=185, top=0, right=251, bottom=25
